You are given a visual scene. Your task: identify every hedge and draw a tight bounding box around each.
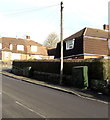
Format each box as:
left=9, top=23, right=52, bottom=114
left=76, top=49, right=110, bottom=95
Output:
left=12, top=58, right=110, bottom=81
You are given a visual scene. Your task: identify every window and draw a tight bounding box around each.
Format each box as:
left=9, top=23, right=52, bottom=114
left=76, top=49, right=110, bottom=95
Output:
left=31, top=46, right=37, bottom=52
left=0, top=43, right=2, bottom=49
left=4, top=52, right=9, bottom=59
left=66, top=39, right=75, bottom=50
left=17, top=45, right=24, bottom=51
left=10, top=44, right=13, bottom=50
left=11, top=53, right=21, bottom=60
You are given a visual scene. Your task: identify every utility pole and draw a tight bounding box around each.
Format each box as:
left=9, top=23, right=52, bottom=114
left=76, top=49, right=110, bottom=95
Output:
left=60, top=1, right=64, bottom=85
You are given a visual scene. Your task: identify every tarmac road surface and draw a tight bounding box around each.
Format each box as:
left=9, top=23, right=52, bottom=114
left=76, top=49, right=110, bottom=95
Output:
left=2, top=74, right=109, bottom=118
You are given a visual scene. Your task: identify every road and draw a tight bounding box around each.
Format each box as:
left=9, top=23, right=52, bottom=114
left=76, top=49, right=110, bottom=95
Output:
left=2, top=74, right=109, bottom=119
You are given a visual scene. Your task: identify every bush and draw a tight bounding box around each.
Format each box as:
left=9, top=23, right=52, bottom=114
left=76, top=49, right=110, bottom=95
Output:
left=12, top=66, right=23, bottom=76
left=90, top=79, right=110, bottom=95
left=33, top=71, right=60, bottom=84
left=23, top=67, right=32, bottom=77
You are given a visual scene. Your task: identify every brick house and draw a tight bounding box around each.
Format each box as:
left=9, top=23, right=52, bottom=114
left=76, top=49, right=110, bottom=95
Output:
left=55, top=27, right=110, bottom=59
left=0, top=36, right=48, bottom=61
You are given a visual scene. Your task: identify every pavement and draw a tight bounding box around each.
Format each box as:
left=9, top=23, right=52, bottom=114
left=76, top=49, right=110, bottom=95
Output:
left=1, top=69, right=110, bottom=104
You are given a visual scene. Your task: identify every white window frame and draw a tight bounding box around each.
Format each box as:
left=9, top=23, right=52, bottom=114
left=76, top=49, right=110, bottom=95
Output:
left=10, top=44, right=13, bottom=50
left=31, top=46, right=37, bottom=52
left=17, top=45, right=24, bottom=51
left=66, top=39, right=75, bottom=50
left=0, top=43, right=2, bottom=49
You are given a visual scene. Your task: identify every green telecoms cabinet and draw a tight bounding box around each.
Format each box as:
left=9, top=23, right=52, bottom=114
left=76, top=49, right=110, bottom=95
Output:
left=72, top=66, right=88, bottom=88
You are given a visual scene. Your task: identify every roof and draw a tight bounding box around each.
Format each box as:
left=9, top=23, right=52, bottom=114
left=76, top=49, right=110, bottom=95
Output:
left=1, top=37, right=44, bottom=47
left=64, top=27, right=109, bottom=42
left=84, top=27, right=109, bottom=39
left=2, top=47, right=11, bottom=52
left=64, top=28, right=86, bottom=41
left=47, top=48, right=56, bottom=56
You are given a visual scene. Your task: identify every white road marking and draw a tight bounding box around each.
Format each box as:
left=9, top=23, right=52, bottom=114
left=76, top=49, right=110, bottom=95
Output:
left=2, top=91, right=46, bottom=118
left=15, top=101, right=46, bottom=118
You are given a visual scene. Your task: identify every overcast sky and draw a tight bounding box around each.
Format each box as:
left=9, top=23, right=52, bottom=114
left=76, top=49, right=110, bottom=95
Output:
left=0, top=0, right=109, bottom=44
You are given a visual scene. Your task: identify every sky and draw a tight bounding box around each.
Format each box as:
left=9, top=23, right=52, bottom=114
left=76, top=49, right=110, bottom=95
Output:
left=0, top=0, right=109, bottom=44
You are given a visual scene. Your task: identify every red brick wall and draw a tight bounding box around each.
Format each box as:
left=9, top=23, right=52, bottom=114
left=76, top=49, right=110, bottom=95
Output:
left=84, top=37, right=108, bottom=55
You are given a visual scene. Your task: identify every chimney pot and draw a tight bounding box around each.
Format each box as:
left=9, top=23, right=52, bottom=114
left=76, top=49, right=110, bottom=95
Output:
left=103, top=24, right=109, bottom=30
left=26, top=36, right=30, bottom=39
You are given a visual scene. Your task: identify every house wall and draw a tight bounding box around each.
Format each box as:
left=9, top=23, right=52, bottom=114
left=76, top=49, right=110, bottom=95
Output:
left=1, top=37, right=48, bottom=61
left=55, top=27, right=109, bottom=59
left=84, top=37, right=108, bottom=56
left=2, top=51, right=12, bottom=61
left=12, top=45, right=47, bottom=55
left=65, top=37, right=83, bottom=57
left=1, top=37, right=47, bottom=55
left=0, top=51, right=2, bottom=60
left=37, top=46, right=47, bottom=55
left=11, top=53, right=45, bottom=60
left=55, top=43, right=61, bottom=58
left=72, top=55, right=84, bottom=59
left=0, top=38, right=2, bottom=43
left=12, top=44, right=17, bottom=52
left=84, top=55, right=101, bottom=59
left=48, top=48, right=56, bottom=56
left=20, top=54, right=28, bottom=60
left=26, top=45, right=31, bottom=53
left=55, top=36, right=83, bottom=59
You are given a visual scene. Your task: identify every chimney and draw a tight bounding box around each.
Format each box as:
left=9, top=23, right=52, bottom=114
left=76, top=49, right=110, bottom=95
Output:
left=26, top=35, right=30, bottom=39
left=103, top=24, right=109, bottom=31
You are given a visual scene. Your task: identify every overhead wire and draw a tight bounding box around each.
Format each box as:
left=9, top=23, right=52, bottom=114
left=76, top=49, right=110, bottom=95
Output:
left=0, top=3, right=61, bottom=41
left=1, top=4, right=60, bottom=16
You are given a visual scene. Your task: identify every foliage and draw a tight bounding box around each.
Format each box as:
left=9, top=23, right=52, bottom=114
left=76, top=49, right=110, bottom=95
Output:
left=12, top=58, right=110, bottom=81
left=12, top=58, right=110, bottom=93
left=43, top=32, right=59, bottom=49
left=90, top=79, right=110, bottom=95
